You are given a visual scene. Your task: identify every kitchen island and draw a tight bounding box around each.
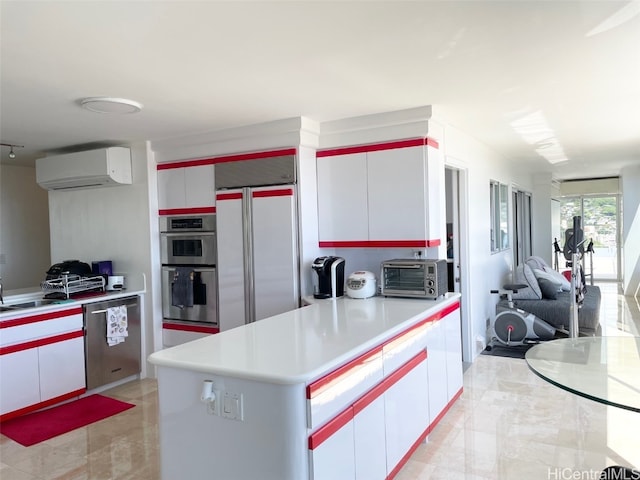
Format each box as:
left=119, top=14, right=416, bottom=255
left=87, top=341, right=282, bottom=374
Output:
left=149, top=293, right=463, bottom=480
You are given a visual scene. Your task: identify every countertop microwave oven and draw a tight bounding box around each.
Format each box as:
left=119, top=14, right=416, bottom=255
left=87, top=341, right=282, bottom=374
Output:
left=380, top=258, right=448, bottom=299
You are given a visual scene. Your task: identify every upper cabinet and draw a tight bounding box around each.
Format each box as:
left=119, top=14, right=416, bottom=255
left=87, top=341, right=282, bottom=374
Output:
left=316, top=138, right=442, bottom=248
left=157, top=160, right=216, bottom=215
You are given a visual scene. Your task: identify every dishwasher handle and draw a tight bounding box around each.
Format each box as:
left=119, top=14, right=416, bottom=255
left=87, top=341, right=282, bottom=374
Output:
left=90, top=303, right=138, bottom=315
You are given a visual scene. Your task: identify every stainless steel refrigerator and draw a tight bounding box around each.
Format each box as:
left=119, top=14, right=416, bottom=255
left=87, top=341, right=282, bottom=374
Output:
left=215, top=153, right=299, bottom=331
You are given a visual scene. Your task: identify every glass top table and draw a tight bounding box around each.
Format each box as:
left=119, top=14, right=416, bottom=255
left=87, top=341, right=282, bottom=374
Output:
left=525, top=336, right=640, bottom=413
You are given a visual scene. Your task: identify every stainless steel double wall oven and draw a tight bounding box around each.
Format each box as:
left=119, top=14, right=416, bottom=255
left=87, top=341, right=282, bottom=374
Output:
left=160, top=215, right=218, bottom=327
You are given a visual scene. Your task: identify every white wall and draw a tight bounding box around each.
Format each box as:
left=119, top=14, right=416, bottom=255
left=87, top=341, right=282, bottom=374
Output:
left=47, top=142, right=156, bottom=377
left=437, top=118, right=535, bottom=359
left=0, top=164, right=51, bottom=290
left=621, top=166, right=640, bottom=296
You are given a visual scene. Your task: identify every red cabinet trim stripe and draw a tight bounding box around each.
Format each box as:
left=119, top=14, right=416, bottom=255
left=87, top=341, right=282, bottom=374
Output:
left=428, top=386, right=463, bottom=434
left=158, top=207, right=216, bottom=216
left=319, top=239, right=441, bottom=248
left=307, top=346, right=383, bottom=399
left=252, top=188, right=294, bottom=198
left=386, top=423, right=431, bottom=480
left=352, top=349, right=427, bottom=416
left=0, top=388, right=86, bottom=423
left=157, top=158, right=216, bottom=170
left=0, top=330, right=84, bottom=356
left=162, top=322, right=219, bottom=334
left=156, top=148, right=296, bottom=171
left=211, top=148, right=297, bottom=164
left=216, top=192, right=243, bottom=201
left=317, top=138, right=439, bottom=157
left=0, top=307, right=83, bottom=329
left=309, top=350, right=428, bottom=450
left=308, top=406, right=354, bottom=450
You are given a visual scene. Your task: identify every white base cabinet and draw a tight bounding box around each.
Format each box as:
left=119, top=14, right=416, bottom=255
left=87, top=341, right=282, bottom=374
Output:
left=0, top=308, right=85, bottom=419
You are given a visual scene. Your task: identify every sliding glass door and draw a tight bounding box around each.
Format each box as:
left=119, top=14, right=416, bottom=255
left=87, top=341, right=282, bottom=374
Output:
left=560, top=195, right=620, bottom=281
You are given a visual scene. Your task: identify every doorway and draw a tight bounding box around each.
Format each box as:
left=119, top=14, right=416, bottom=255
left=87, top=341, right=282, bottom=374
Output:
left=559, top=195, right=621, bottom=281
left=445, top=166, right=472, bottom=364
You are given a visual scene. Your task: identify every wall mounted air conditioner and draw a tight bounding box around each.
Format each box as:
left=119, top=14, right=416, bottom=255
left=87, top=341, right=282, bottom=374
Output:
left=36, top=146, right=132, bottom=191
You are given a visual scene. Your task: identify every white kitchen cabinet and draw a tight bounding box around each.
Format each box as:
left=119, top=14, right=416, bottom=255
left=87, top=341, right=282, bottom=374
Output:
left=39, top=336, right=86, bottom=402
left=384, top=353, right=429, bottom=476
left=316, top=152, right=368, bottom=242
left=317, top=140, right=441, bottom=246
left=157, top=163, right=215, bottom=212
left=0, top=308, right=85, bottom=419
left=425, top=318, right=448, bottom=427
left=367, top=146, right=427, bottom=241
left=0, top=349, right=40, bottom=416
left=443, top=305, right=463, bottom=402
left=309, top=409, right=356, bottom=480
left=353, top=394, right=386, bottom=480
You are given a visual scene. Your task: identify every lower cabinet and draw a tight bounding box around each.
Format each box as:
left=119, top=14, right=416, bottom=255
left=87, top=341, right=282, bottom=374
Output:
left=384, top=358, right=429, bottom=476
left=309, top=409, right=356, bottom=480
left=39, top=336, right=85, bottom=402
left=443, top=307, right=463, bottom=402
left=425, top=319, right=448, bottom=426
left=0, top=348, right=40, bottom=415
left=354, top=395, right=386, bottom=480
left=0, top=309, right=85, bottom=419
left=309, top=351, right=429, bottom=480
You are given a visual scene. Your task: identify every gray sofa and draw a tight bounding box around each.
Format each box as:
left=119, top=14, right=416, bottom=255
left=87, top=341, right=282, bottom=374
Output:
left=496, top=256, right=602, bottom=336
left=498, top=286, right=601, bottom=336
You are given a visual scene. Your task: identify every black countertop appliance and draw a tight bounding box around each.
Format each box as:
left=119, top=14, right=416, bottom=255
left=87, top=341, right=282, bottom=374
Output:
left=312, top=256, right=345, bottom=299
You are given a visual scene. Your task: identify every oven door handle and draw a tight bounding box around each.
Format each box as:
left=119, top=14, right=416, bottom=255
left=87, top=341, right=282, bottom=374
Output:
left=160, top=232, right=215, bottom=238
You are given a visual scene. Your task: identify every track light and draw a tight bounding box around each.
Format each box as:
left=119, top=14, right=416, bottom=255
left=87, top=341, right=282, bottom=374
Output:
left=1, top=143, right=24, bottom=160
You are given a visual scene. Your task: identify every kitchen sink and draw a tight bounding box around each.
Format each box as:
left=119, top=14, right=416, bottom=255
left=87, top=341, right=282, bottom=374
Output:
left=0, top=299, right=61, bottom=313
left=0, top=305, right=20, bottom=312
left=10, top=299, right=60, bottom=308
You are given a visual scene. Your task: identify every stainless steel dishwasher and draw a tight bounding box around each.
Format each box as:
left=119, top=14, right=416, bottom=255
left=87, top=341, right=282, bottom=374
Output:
left=83, top=296, right=141, bottom=390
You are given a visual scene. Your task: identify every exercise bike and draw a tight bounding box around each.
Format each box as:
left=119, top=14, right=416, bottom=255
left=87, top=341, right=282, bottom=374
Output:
left=486, top=284, right=556, bottom=349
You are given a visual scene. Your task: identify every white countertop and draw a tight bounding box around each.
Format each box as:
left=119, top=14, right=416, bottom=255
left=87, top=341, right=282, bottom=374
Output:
left=148, top=293, right=461, bottom=385
left=0, top=288, right=145, bottom=321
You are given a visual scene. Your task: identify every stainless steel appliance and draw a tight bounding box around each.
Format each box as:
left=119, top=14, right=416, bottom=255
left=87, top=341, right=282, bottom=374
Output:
left=381, top=258, right=448, bottom=299
left=84, top=296, right=141, bottom=390
left=160, top=214, right=218, bottom=327
left=312, top=256, right=345, bottom=299
left=215, top=153, right=299, bottom=331
left=160, top=215, right=217, bottom=266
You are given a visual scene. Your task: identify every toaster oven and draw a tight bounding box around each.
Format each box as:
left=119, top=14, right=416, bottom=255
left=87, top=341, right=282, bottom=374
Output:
left=380, top=259, right=448, bottom=299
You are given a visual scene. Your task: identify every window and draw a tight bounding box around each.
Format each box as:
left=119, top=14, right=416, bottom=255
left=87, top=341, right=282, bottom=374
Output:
left=490, top=181, right=509, bottom=253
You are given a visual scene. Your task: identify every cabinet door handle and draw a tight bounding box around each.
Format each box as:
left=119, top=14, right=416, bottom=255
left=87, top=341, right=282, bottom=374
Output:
left=90, top=304, right=138, bottom=314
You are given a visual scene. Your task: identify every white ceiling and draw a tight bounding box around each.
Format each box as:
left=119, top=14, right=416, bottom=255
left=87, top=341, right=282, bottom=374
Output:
left=1, top=1, right=639, bottom=180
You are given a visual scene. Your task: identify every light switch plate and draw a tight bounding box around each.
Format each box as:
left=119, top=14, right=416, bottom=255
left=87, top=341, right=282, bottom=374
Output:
left=221, top=391, right=243, bottom=421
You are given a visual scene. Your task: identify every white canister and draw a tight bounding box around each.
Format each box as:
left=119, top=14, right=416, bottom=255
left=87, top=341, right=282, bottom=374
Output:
left=346, top=271, right=377, bottom=299
left=106, top=275, right=125, bottom=291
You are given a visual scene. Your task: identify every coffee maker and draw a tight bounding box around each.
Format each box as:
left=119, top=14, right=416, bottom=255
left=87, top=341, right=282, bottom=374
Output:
left=312, top=256, right=346, bottom=299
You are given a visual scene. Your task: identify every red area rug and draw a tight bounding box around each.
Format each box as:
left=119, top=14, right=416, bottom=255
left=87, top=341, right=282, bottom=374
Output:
left=0, top=394, right=135, bottom=446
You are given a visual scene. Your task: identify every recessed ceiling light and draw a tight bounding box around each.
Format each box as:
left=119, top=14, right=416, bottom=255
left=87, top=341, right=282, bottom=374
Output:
left=79, top=97, right=143, bottom=114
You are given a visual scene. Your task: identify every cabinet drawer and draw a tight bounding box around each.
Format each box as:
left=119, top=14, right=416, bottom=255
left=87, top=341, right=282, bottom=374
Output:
left=382, top=317, right=431, bottom=376
left=307, top=347, right=383, bottom=430
left=0, top=309, right=83, bottom=348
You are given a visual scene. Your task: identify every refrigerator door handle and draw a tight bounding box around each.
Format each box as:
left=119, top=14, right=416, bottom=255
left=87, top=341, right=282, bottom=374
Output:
left=243, top=187, right=256, bottom=324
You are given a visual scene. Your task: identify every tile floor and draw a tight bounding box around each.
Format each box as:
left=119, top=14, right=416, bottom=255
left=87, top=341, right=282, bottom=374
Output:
left=1, top=283, right=638, bottom=480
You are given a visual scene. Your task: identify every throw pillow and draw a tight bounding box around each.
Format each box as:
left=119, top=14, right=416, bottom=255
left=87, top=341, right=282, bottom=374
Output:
left=532, top=268, right=563, bottom=292
left=542, top=265, right=571, bottom=291
left=537, top=278, right=558, bottom=300
left=511, top=264, right=542, bottom=299
left=525, top=256, right=549, bottom=271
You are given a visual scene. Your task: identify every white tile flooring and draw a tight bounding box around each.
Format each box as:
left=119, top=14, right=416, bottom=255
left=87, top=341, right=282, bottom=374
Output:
left=1, top=283, right=638, bottom=479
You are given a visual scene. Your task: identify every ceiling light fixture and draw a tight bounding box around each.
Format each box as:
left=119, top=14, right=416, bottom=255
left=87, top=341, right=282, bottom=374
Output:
left=79, top=97, right=143, bottom=114
left=0, top=142, right=24, bottom=160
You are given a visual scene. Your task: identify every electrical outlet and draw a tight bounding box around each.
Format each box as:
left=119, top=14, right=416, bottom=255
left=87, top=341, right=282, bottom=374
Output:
left=221, top=391, right=244, bottom=421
